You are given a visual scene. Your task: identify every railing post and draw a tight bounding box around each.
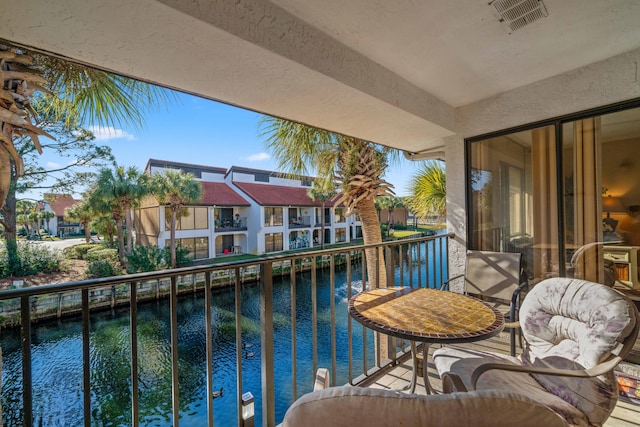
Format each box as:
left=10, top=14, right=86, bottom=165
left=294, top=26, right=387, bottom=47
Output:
left=290, top=259, right=297, bottom=400
left=130, top=282, right=139, bottom=427
left=20, top=296, right=32, bottom=427
left=236, top=269, right=244, bottom=427
left=205, top=271, right=214, bottom=427
left=170, top=276, right=180, bottom=426
left=260, top=261, right=275, bottom=427
left=82, top=289, right=92, bottom=427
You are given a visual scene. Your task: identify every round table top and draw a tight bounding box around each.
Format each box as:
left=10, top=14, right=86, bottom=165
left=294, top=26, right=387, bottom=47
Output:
left=348, top=287, right=504, bottom=343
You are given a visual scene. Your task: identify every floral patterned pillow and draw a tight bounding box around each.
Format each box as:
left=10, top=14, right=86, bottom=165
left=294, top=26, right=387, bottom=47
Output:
left=518, top=277, right=636, bottom=425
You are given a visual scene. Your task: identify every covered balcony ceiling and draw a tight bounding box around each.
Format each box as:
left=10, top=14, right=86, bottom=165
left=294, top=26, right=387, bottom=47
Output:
left=2, top=0, right=640, bottom=156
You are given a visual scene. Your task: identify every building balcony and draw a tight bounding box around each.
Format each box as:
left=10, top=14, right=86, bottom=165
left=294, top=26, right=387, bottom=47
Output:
left=214, top=216, right=248, bottom=232
left=315, top=215, right=331, bottom=226
left=288, top=215, right=311, bottom=228
left=0, top=233, right=637, bottom=426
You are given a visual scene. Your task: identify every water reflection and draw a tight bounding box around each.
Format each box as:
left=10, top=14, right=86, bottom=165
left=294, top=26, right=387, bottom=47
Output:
left=1, top=240, right=445, bottom=426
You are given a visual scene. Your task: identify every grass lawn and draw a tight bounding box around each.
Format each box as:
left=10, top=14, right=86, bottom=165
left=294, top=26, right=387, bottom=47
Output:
left=390, top=225, right=445, bottom=239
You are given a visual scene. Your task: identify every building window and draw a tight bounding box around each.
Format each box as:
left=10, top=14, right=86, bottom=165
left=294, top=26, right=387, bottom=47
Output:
left=264, top=207, right=283, bottom=227
left=165, top=237, right=209, bottom=260
left=335, top=228, right=346, bottom=243
left=335, top=207, right=346, bottom=223
left=265, top=232, right=283, bottom=253
left=255, top=173, right=270, bottom=182
left=165, top=206, right=208, bottom=230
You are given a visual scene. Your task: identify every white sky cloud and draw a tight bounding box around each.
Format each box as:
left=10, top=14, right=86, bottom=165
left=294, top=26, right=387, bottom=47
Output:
left=244, top=152, right=270, bottom=162
left=87, top=126, right=136, bottom=141
left=46, top=162, right=61, bottom=169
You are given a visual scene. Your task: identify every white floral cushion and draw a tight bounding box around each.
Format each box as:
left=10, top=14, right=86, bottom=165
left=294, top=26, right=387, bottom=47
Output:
left=434, top=278, right=637, bottom=427
left=518, top=277, right=636, bottom=425
left=521, top=278, right=634, bottom=368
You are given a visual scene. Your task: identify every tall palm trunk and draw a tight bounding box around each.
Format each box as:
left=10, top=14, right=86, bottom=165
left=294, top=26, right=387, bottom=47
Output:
left=357, top=197, right=387, bottom=287
left=170, top=208, right=177, bottom=268
left=125, top=205, right=133, bottom=253
left=0, top=184, right=19, bottom=273
left=114, top=215, right=126, bottom=267
left=83, top=220, right=91, bottom=243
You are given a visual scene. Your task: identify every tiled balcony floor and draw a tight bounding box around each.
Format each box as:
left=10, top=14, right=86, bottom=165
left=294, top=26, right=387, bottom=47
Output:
left=358, top=332, right=640, bottom=426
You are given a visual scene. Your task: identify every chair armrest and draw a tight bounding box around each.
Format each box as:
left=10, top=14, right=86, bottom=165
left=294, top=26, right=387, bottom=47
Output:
left=442, top=273, right=464, bottom=291
left=503, top=321, right=520, bottom=329
left=441, top=372, right=469, bottom=393
left=508, top=281, right=528, bottom=322
left=314, top=368, right=330, bottom=391
left=470, top=356, right=623, bottom=390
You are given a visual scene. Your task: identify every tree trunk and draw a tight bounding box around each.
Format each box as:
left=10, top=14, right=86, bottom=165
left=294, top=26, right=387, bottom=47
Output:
left=125, top=205, right=133, bottom=254
left=83, top=220, right=91, bottom=243
left=357, top=197, right=387, bottom=288
left=0, top=181, right=19, bottom=274
left=170, top=208, right=177, bottom=268
left=115, top=216, right=126, bottom=267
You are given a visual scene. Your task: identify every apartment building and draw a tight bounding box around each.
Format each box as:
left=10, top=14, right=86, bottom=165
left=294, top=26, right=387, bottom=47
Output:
left=134, top=160, right=361, bottom=260
left=41, top=194, right=82, bottom=237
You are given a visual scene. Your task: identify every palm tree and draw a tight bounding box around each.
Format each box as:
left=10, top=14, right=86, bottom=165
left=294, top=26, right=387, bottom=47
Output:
left=405, top=161, right=446, bottom=222
left=152, top=170, right=203, bottom=268
left=85, top=180, right=126, bottom=266
left=86, top=166, right=149, bottom=266
left=92, top=214, right=117, bottom=247
left=0, top=45, right=170, bottom=209
left=65, top=201, right=94, bottom=243
left=15, top=200, right=35, bottom=236
left=307, top=179, right=336, bottom=249
left=388, top=197, right=404, bottom=229
left=28, top=211, right=41, bottom=236
left=0, top=44, right=171, bottom=275
left=39, top=210, right=56, bottom=234
left=261, top=118, right=395, bottom=286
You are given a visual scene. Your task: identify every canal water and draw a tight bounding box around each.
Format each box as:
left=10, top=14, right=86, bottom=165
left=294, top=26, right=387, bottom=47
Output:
left=0, top=241, right=446, bottom=426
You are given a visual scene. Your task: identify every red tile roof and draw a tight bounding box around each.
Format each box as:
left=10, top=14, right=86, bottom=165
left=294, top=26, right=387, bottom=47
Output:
left=200, top=182, right=250, bottom=206
left=46, top=194, right=79, bottom=216
left=233, top=182, right=339, bottom=207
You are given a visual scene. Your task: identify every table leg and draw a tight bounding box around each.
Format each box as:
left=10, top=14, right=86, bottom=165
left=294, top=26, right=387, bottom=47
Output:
left=422, top=343, right=433, bottom=395
left=408, top=341, right=418, bottom=393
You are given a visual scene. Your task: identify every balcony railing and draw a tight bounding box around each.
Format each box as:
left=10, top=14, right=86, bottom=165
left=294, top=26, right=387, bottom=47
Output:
left=0, top=233, right=452, bottom=426
left=315, top=215, right=331, bottom=226
left=288, top=215, right=311, bottom=228
left=214, top=216, right=248, bottom=232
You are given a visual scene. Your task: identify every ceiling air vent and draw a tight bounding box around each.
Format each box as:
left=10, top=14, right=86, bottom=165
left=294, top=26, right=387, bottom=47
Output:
left=489, top=0, right=548, bottom=33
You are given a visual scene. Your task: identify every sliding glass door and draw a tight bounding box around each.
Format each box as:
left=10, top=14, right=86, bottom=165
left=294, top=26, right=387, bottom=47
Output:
left=468, top=104, right=640, bottom=286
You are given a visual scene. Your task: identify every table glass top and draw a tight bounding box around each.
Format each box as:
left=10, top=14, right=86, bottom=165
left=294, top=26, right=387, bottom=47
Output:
left=348, top=287, right=504, bottom=342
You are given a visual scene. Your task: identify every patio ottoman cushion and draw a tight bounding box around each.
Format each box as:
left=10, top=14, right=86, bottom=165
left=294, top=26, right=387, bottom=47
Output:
left=282, top=385, right=569, bottom=426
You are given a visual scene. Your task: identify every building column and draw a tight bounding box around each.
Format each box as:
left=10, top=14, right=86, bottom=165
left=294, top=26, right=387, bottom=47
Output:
left=445, top=135, right=467, bottom=294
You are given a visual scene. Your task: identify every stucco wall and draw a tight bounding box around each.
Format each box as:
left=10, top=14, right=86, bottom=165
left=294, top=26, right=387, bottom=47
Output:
left=444, top=135, right=466, bottom=294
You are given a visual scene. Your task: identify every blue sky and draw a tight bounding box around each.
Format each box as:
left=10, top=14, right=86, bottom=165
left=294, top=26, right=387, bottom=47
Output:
left=25, top=91, right=425, bottom=200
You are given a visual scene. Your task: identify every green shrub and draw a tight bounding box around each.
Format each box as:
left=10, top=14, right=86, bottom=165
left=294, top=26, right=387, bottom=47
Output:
left=63, top=243, right=99, bottom=260
left=174, top=246, right=193, bottom=268
left=127, top=245, right=167, bottom=273
left=126, top=245, right=193, bottom=273
left=85, top=259, right=120, bottom=278
left=85, top=247, right=119, bottom=263
left=0, top=243, right=65, bottom=277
